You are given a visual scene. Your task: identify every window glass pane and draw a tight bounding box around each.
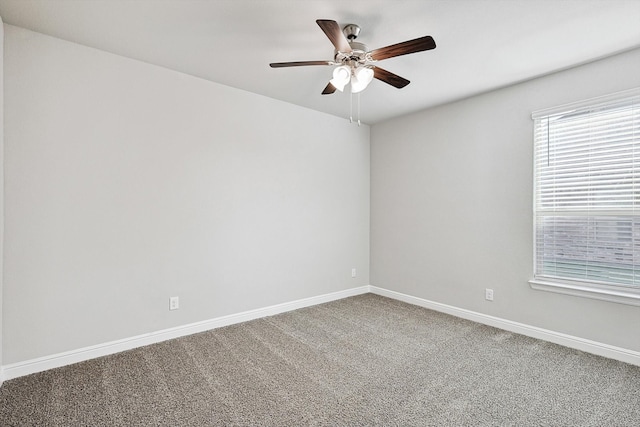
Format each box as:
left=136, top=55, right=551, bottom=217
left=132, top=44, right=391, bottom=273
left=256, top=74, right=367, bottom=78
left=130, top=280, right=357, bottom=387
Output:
left=536, top=215, right=638, bottom=287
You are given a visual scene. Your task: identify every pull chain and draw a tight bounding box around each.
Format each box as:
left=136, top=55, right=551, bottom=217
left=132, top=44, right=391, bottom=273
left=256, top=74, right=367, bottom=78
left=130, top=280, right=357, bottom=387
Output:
left=349, top=92, right=353, bottom=124
left=348, top=91, right=362, bottom=126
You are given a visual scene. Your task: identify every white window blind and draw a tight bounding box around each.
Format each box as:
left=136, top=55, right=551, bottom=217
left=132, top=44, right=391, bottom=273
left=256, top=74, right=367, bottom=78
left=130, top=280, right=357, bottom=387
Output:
left=532, top=89, right=639, bottom=294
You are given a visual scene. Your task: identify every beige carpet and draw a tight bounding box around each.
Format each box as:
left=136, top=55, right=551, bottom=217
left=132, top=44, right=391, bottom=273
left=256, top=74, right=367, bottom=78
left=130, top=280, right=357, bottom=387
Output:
left=1, top=293, right=639, bottom=426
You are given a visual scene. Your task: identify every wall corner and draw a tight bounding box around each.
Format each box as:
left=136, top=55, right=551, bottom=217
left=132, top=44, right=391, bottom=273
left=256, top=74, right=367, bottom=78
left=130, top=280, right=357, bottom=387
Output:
left=0, top=14, right=5, bottom=388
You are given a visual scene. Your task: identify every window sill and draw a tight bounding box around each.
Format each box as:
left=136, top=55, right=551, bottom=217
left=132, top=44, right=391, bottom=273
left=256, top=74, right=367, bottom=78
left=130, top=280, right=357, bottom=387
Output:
left=529, top=279, right=640, bottom=307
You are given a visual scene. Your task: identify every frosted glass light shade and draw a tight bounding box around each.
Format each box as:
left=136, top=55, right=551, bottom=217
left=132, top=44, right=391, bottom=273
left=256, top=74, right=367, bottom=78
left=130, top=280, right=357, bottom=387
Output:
left=330, top=65, right=351, bottom=92
left=351, top=67, right=374, bottom=93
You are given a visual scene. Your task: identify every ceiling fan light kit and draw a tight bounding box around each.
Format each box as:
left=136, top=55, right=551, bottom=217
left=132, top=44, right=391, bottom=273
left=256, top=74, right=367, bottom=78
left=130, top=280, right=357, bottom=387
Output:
left=270, top=19, right=436, bottom=122
left=351, top=67, right=374, bottom=94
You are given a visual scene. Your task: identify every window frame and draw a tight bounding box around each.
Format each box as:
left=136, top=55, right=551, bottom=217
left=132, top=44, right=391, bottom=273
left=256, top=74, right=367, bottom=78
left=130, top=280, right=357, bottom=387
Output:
left=529, top=88, right=640, bottom=306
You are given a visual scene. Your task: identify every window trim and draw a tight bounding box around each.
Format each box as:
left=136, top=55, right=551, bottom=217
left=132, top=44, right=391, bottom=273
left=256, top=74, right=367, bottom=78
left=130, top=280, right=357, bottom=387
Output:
left=528, top=278, right=640, bottom=306
left=530, top=88, right=640, bottom=306
left=531, top=87, right=640, bottom=120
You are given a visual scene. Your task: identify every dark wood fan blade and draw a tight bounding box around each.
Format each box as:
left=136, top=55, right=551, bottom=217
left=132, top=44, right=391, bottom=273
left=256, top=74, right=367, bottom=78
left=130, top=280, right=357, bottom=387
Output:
left=373, top=67, right=410, bottom=88
left=369, top=36, right=436, bottom=61
left=270, top=61, right=333, bottom=68
left=316, top=19, right=352, bottom=53
left=322, top=82, right=337, bottom=95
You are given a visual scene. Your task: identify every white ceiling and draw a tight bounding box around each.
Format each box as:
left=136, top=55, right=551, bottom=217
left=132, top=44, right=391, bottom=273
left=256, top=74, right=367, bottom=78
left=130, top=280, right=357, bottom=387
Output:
left=1, top=0, right=639, bottom=124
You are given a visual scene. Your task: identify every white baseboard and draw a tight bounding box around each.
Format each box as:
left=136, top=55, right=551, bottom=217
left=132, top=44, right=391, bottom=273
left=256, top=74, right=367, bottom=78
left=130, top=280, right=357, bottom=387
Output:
left=1, top=286, right=369, bottom=382
left=370, top=286, right=640, bottom=367
left=3, top=284, right=638, bottom=383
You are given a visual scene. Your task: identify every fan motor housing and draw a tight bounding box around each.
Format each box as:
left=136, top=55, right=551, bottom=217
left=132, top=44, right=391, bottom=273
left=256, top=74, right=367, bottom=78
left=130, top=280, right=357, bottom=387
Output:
left=335, top=41, right=369, bottom=64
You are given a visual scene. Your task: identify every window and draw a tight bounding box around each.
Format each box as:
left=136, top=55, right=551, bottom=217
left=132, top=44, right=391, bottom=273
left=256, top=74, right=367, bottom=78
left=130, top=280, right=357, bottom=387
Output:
left=530, top=89, right=640, bottom=305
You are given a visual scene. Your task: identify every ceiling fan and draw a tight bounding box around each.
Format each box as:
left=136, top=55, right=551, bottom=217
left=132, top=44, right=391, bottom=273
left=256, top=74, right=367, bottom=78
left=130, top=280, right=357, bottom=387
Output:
left=269, top=19, right=436, bottom=95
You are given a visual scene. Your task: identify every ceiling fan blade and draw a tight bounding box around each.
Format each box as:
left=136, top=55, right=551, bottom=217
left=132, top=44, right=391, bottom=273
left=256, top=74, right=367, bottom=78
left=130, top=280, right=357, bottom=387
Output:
left=270, top=60, right=333, bottom=68
left=316, top=19, right=352, bottom=53
left=373, top=67, right=410, bottom=88
left=369, top=36, right=436, bottom=61
left=322, top=82, right=337, bottom=95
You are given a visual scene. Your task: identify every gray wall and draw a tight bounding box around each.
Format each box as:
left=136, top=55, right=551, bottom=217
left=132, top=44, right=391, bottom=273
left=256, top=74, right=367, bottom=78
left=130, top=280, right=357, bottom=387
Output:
left=3, top=25, right=370, bottom=364
left=371, top=48, right=640, bottom=352
left=3, top=21, right=639, bottom=368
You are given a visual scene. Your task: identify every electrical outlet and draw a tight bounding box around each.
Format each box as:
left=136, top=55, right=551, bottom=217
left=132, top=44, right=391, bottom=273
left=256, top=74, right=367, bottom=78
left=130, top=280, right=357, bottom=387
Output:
left=485, top=289, right=494, bottom=301
left=351, top=268, right=357, bottom=278
left=169, top=296, right=179, bottom=310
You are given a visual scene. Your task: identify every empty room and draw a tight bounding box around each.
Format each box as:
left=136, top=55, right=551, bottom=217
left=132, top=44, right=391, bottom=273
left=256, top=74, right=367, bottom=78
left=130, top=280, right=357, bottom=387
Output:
left=0, top=0, right=639, bottom=425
